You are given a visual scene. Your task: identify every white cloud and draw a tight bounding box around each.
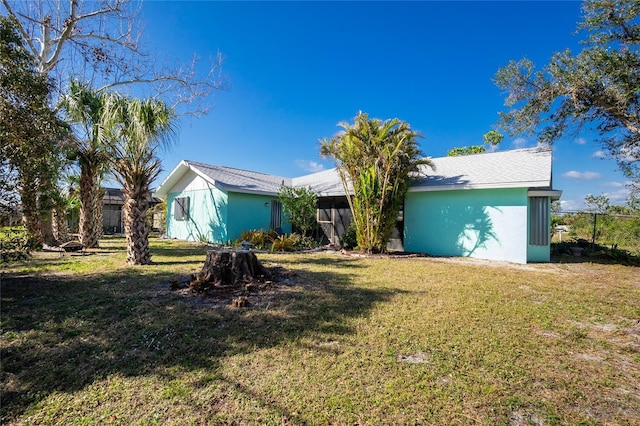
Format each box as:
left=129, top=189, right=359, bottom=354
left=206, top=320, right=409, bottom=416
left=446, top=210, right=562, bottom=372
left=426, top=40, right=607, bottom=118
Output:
left=512, top=137, right=527, bottom=148
left=592, top=150, right=606, bottom=159
left=562, top=170, right=602, bottom=180
left=606, top=187, right=630, bottom=206
left=602, top=181, right=625, bottom=188
left=575, top=137, right=587, bottom=145
left=559, top=198, right=583, bottom=212
left=295, top=159, right=325, bottom=173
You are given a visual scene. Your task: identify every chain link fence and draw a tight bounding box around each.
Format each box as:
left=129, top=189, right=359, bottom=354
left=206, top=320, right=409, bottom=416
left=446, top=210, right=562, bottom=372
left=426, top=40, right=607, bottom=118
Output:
left=553, top=211, right=640, bottom=255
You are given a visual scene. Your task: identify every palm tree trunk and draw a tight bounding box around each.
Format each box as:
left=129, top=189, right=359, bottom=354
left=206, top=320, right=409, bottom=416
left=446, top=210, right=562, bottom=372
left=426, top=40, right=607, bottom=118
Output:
left=123, top=181, right=151, bottom=265
left=95, top=186, right=105, bottom=239
left=39, top=210, right=58, bottom=246
left=20, top=185, right=43, bottom=247
left=38, top=175, right=58, bottom=246
left=23, top=213, right=42, bottom=247
left=79, top=162, right=100, bottom=248
left=52, top=206, right=70, bottom=243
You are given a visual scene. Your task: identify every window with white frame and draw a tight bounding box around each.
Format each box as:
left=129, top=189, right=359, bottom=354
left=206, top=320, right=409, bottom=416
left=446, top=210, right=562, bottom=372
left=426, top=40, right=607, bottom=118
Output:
left=174, top=196, right=189, bottom=221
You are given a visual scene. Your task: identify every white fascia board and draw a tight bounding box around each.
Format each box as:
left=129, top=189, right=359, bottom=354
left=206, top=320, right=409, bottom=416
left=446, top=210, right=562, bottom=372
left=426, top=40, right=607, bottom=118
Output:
left=154, top=160, right=191, bottom=198
left=528, top=189, right=563, bottom=200
left=216, top=184, right=279, bottom=197
left=155, top=161, right=222, bottom=198
left=408, top=180, right=551, bottom=192
left=213, top=180, right=279, bottom=196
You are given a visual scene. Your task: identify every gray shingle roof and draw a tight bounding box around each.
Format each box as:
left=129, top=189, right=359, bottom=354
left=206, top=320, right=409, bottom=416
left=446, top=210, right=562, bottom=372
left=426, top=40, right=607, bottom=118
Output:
left=185, top=161, right=291, bottom=195
left=411, top=146, right=554, bottom=191
left=155, top=147, right=556, bottom=198
left=291, top=168, right=346, bottom=196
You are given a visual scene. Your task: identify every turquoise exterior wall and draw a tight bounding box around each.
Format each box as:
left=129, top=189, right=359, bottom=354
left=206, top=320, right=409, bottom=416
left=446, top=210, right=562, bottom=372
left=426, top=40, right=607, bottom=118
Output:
left=166, top=186, right=293, bottom=243
left=166, top=185, right=228, bottom=243
left=404, top=188, right=530, bottom=263
left=526, top=197, right=552, bottom=262
left=227, top=192, right=292, bottom=241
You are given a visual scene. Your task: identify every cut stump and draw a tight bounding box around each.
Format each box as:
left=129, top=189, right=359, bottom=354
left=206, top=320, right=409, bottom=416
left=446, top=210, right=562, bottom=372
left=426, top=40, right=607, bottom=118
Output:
left=191, top=250, right=271, bottom=292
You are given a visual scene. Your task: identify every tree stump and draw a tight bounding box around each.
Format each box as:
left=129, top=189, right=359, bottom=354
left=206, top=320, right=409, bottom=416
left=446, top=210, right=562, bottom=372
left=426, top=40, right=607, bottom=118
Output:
left=191, top=250, right=271, bottom=291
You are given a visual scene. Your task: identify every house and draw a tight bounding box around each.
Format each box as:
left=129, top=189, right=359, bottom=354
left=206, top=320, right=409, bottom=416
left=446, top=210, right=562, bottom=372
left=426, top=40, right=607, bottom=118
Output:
left=155, top=147, right=561, bottom=263
left=101, top=187, right=125, bottom=234
left=0, top=188, right=163, bottom=234
left=403, top=147, right=561, bottom=263
left=154, top=162, right=294, bottom=243
left=102, top=187, right=162, bottom=234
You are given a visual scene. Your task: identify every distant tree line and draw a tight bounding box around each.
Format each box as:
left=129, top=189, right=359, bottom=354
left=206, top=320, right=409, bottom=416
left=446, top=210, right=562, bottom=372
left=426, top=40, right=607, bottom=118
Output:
left=553, top=195, right=640, bottom=254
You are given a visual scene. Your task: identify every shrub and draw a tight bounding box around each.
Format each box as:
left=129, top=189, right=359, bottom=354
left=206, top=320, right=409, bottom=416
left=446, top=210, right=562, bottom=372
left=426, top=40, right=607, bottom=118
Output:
left=551, top=238, right=639, bottom=265
left=270, top=234, right=296, bottom=252
left=234, top=230, right=320, bottom=252
left=1, top=228, right=33, bottom=262
left=234, top=229, right=279, bottom=250
left=278, top=186, right=318, bottom=236
left=291, top=234, right=320, bottom=251
left=339, top=224, right=357, bottom=249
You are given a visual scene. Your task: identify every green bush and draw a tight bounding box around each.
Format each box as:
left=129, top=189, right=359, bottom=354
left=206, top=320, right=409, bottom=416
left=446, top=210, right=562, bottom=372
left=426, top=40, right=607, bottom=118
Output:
left=234, top=229, right=279, bottom=250
left=291, top=234, right=320, bottom=251
left=270, top=233, right=320, bottom=252
left=339, top=224, right=357, bottom=249
left=233, top=230, right=320, bottom=252
left=551, top=238, right=638, bottom=265
left=270, top=234, right=296, bottom=253
left=1, top=228, right=33, bottom=262
left=558, top=211, right=640, bottom=255
left=278, top=186, right=318, bottom=236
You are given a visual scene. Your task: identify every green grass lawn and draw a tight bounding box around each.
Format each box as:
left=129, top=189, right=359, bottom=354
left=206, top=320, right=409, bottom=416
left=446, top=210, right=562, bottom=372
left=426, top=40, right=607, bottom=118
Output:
left=1, top=238, right=639, bottom=425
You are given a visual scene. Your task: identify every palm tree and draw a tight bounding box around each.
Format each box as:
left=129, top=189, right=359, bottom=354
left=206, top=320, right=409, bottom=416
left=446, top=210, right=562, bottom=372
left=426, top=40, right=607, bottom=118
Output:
left=60, top=81, right=110, bottom=248
left=51, top=171, right=83, bottom=242
left=321, top=112, right=433, bottom=253
left=51, top=186, right=71, bottom=244
left=102, top=94, right=177, bottom=265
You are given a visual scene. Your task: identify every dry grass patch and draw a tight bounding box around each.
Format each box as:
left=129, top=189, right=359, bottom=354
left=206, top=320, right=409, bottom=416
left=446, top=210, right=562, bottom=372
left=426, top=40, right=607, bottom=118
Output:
left=1, top=239, right=639, bottom=425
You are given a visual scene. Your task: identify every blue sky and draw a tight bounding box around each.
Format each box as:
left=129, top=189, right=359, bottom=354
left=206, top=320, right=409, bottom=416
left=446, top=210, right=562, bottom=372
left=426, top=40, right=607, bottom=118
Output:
left=140, top=0, right=632, bottom=211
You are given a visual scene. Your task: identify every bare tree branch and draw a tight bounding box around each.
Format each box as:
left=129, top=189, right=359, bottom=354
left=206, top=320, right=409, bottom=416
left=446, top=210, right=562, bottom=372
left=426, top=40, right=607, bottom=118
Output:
left=1, top=0, right=224, bottom=117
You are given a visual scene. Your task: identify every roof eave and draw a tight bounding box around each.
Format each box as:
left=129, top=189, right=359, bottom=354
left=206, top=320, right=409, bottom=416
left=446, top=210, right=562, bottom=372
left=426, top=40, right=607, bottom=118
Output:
left=528, top=189, right=563, bottom=200
left=154, top=160, right=190, bottom=198
left=216, top=182, right=279, bottom=197
left=408, top=180, right=552, bottom=192
left=154, top=160, right=221, bottom=198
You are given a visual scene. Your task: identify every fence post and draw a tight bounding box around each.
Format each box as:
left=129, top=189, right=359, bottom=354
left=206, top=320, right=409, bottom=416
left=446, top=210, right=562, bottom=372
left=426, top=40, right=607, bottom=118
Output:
left=591, top=213, right=597, bottom=250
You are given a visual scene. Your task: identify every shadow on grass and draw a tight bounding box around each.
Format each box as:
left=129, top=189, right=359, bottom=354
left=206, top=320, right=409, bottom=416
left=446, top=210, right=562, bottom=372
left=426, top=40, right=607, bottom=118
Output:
left=267, top=253, right=366, bottom=269
left=150, top=245, right=211, bottom=259
left=150, top=260, right=207, bottom=266
left=0, top=254, right=397, bottom=422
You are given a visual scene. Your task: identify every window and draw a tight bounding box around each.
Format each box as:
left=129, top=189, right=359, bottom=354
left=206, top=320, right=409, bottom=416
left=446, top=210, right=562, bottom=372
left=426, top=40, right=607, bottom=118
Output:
left=270, top=200, right=282, bottom=230
left=529, top=196, right=549, bottom=245
left=317, top=205, right=332, bottom=223
left=174, top=196, right=189, bottom=220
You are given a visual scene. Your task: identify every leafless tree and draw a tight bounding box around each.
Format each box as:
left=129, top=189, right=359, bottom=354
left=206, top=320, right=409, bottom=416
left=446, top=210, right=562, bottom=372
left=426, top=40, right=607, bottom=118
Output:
left=2, top=0, right=224, bottom=116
